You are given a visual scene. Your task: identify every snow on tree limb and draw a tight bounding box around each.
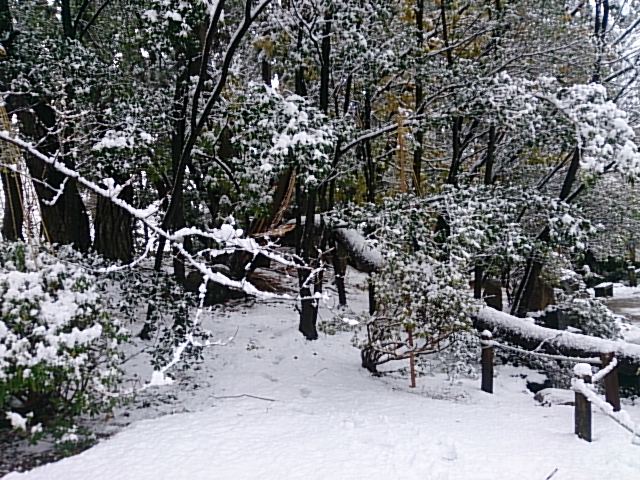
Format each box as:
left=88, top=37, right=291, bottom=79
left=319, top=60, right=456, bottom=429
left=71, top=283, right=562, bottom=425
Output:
left=0, top=130, right=293, bottom=299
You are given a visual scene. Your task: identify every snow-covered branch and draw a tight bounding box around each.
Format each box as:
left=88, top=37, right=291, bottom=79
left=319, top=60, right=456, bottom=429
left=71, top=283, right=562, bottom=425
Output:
left=0, top=130, right=294, bottom=299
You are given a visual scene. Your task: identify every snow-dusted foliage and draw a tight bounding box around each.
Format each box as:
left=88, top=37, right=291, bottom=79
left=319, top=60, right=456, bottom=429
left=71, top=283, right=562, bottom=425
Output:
left=109, top=266, right=207, bottom=370
left=339, top=179, right=601, bottom=372
left=418, top=331, right=481, bottom=383
left=204, top=83, right=336, bottom=216
left=482, top=74, right=640, bottom=178
left=0, top=244, right=126, bottom=438
left=554, top=292, right=622, bottom=340
left=342, top=194, right=479, bottom=371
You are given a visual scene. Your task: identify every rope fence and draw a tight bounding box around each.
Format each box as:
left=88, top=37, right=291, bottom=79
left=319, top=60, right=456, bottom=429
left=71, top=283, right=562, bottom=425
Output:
left=481, top=334, right=602, bottom=365
left=479, top=330, right=639, bottom=444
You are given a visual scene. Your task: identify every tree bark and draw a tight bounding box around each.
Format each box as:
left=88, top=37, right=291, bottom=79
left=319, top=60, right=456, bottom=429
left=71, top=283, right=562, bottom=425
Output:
left=3, top=0, right=90, bottom=251
left=0, top=0, right=23, bottom=241
left=1, top=170, right=23, bottom=241
left=298, top=187, right=318, bottom=340
left=9, top=99, right=90, bottom=251
left=412, top=0, right=424, bottom=194
left=94, top=181, right=134, bottom=262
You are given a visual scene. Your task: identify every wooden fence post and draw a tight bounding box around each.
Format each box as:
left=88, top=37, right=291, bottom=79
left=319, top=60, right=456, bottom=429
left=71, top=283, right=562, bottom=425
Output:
left=574, top=363, right=592, bottom=442
left=481, top=330, right=494, bottom=394
left=629, top=264, right=637, bottom=288
left=407, top=327, right=416, bottom=388
left=600, top=352, right=621, bottom=412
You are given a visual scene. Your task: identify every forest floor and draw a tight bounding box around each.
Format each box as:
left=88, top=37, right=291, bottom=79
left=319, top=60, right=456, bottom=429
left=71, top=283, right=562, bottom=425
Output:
left=3, top=271, right=640, bottom=480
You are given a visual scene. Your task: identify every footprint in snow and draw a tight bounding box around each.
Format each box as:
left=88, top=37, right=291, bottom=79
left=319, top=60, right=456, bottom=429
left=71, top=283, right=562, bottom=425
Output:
left=261, top=373, right=279, bottom=383
left=299, top=387, right=311, bottom=398
left=438, top=438, right=458, bottom=462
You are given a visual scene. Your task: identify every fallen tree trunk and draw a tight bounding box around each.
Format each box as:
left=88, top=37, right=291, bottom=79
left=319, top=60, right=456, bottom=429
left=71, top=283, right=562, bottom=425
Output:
left=333, top=226, right=383, bottom=274
left=281, top=216, right=384, bottom=273
left=474, top=307, right=640, bottom=379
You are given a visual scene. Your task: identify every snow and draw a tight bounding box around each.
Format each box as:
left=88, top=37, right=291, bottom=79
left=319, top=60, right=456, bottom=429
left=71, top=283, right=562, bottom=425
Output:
left=4, top=278, right=640, bottom=479
left=592, top=357, right=618, bottom=383
left=148, top=371, right=174, bottom=387
left=5, top=412, right=27, bottom=431
left=284, top=216, right=383, bottom=272
left=573, top=362, right=593, bottom=378
left=572, top=379, right=640, bottom=442
left=612, top=284, right=640, bottom=299
left=534, top=388, right=575, bottom=407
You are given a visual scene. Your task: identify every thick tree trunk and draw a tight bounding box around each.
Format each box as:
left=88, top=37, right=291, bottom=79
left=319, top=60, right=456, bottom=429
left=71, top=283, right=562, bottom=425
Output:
left=1, top=170, right=23, bottom=241
left=94, top=182, right=134, bottom=262
left=412, top=0, right=424, bottom=194
left=31, top=164, right=90, bottom=251
left=298, top=187, right=318, bottom=340
left=8, top=99, right=91, bottom=251
left=4, top=1, right=85, bottom=246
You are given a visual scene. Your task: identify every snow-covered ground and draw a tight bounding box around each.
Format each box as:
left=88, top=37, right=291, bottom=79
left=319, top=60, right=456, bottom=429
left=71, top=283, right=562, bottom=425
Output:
left=602, top=284, right=640, bottom=344
left=3, top=274, right=640, bottom=480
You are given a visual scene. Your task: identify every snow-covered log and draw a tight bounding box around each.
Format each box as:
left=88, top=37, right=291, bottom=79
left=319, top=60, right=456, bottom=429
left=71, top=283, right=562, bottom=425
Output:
left=333, top=227, right=383, bottom=273
left=475, top=307, right=640, bottom=377
left=284, top=215, right=383, bottom=273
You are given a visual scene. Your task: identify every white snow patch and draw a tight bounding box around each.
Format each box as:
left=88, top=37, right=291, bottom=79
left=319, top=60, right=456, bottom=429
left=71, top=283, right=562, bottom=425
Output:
left=573, top=363, right=593, bottom=378
left=148, top=371, right=174, bottom=387
left=5, top=412, right=27, bottom=431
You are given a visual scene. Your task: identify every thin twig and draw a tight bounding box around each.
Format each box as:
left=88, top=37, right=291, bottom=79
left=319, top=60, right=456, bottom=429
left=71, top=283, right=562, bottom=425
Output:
left=211, top=394, right=276, bottom=402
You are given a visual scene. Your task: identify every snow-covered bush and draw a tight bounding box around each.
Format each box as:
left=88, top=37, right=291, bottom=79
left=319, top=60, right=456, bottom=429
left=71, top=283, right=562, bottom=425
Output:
left=417, top=331, right=480, bottom=383
left=359, top=250, right=477, bottom=373
left=341, top=194, right=480, bottom=373
left=554, top=293, right=622, bottom=340
left=0, top=244, right=126, bottom=439
left=535, top=259, right=621, bottom=339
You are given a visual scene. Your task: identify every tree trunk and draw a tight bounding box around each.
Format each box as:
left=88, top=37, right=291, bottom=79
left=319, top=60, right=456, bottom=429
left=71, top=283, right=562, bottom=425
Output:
left=412, top=0, right=424, bottom=194
left=94, top=182, right=134, bottom=262
left=512, top=149, right=581, bottom=316
left=298, top=187, right=318, bottom=340
left=1, top=170, right=23, bottom=241
left=2, top=3, right=88, bottom=248
left=332, top=238, right=348, bottom=306
left=362, top=89, right=375, bottom=203
left=15, top=101, right=91, bottom=251
left=319, top=9, right=332, bottom=114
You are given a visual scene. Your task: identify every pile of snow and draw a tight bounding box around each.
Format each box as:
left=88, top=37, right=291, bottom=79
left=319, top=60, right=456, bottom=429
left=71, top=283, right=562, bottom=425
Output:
left=534, top=388, right=575, bottom=407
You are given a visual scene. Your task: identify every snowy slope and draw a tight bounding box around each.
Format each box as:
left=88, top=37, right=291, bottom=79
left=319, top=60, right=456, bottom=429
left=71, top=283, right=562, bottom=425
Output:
left=4, top=276, right=640, bottom=480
